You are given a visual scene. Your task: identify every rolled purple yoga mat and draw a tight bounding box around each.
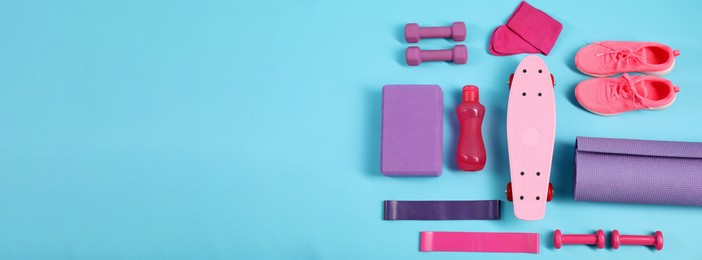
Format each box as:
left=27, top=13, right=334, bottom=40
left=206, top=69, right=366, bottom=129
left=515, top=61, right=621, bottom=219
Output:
left=574, top=136, right=702, bottom=206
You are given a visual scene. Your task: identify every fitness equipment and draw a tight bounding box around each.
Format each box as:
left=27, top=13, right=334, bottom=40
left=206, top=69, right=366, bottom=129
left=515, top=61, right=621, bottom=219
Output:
left=405, top=22, right=466, bottom=43
left=554, top=229, right=605, bottom=249
left=612, top=230, right=664, bottom=251
left=381, top=85, right=443, bottom=176
left=384, top=200, right=500, bottom=220
left=574, top=136, right=702, bottom=206
left=456, top=85, right=486, bottom=171
left=420, top=231, right=539, bottom=253
left=406, top=45, right=467, bottom=66
left=505, top=55, right=556, bottom=220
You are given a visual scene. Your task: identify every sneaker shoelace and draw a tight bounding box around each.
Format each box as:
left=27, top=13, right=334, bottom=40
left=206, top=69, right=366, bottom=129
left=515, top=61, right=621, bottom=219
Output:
left=606, top=73, right=651, bottom=108
left=595, top=41, right=651, bottom=70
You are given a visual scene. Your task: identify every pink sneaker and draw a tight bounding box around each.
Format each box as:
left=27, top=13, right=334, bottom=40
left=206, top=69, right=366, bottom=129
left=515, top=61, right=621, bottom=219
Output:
left=575, top=73, right=679, bottom=116
left=575, top=41, right=680, bottom=77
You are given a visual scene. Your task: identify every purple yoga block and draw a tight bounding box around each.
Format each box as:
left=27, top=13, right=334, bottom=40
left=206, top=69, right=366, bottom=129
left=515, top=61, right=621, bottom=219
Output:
left=574, top=136, right=702, bottom=206
left=381, top=85, right=443, bottom=176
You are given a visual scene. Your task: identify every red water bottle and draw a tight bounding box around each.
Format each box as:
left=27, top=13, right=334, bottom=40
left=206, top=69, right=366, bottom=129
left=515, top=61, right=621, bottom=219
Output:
left=456, top=85, right=486, bottom=171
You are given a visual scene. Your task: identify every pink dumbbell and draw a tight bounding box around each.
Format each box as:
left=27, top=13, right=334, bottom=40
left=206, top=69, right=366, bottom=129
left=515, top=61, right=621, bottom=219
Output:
left=405, top=22, right=466, bottom=43
left=554, top=229, right=605, bottom=249
left=406, top=45, right=467, bottom=66
left=612, top=230, right=664, bottom=251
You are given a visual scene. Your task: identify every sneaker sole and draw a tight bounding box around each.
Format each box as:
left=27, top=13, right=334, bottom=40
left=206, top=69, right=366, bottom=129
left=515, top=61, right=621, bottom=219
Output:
left=577, top=59, right=676, bottom=78
left=577, top=95, right=677, bottom=116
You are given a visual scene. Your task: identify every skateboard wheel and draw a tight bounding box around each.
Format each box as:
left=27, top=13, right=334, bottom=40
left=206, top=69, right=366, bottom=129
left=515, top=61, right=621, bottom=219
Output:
left=550, top=74, right=555, bottom=87
left=506, top=182, right=513, bottom=202
left=547, top=182, right=554, bottom=202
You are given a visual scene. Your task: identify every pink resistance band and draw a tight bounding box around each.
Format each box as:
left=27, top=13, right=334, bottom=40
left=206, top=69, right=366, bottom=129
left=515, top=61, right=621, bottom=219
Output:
left=420, top=232, right=539, bottom=253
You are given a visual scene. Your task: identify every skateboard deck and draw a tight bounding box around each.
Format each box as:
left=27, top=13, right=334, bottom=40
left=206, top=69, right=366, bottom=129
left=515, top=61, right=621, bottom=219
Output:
left=506, top=55, right=556, bottom=221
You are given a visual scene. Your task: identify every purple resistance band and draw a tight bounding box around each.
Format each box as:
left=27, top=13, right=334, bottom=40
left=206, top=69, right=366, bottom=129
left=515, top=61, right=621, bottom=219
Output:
left=384, top=200, right=501, bottom=220
left=574, top=136, right=702, bottom=206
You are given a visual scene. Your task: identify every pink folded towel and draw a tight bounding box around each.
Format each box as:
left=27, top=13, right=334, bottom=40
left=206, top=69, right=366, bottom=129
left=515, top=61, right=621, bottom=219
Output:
left=489, top=1, right=563, bottom=56
left=489, top=25, right=539, bottom=56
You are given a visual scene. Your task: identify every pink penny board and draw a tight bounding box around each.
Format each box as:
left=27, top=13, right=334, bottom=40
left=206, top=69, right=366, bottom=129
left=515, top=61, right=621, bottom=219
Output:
left=506, top=55, right=556, bottom=221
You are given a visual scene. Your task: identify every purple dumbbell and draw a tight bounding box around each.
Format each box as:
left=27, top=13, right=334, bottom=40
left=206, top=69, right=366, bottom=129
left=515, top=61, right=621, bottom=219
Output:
left=405, top=22, right=466, bottom=43
left=406, top=45, right=467, bottom=66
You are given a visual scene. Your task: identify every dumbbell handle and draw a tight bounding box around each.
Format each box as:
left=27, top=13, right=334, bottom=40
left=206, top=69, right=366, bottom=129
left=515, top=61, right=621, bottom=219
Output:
left=420, top=49, right=454, bottom=61
left=406, top=45, right=467, bottom=66
left=561, top=234, right=599, bottom=245
left=618, top=235, right=656, bottom=245
left=612, top=230, right=663, bottom=250
left=555, top=229, right=604, bottom=249
left=405, top=22, right=465, bottom=43
left=417, top=26, right=453, bottom=38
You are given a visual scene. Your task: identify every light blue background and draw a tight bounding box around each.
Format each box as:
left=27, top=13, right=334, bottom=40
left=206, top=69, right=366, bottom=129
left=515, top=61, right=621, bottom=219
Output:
left=1, top=0, right=701, bottom=259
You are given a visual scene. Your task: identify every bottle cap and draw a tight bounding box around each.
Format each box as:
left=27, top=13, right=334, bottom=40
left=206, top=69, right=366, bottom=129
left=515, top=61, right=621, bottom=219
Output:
left=462, top=85, right=479, bottom=102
